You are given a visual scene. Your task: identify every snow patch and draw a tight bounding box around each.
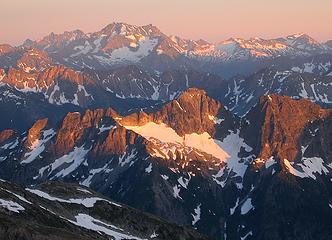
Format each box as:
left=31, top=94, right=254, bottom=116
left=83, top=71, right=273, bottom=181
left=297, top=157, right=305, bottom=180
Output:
left=0, top=198, right=25, bottom=213
left=283, top=157, right=329, bottom=180
left=265, top=157, right=276, bottom=169
left=191, top=204, right=201, bottom=225
left=22, top=129, right=55, bottom=164
left=68, top=213, right=144, bottom=240
left=27, top=189, right=121, bottom=208
left=1, top=188, right=32, bottom=205
left=98, top=125, right=114, bottom=134
left=178, top=176, right=190, bottom=189
left=212, top=131, right=253, bottom=188
left=38, top=146, right=90, bottom=178
left=241, top=198, right=254, bottom=215
left=80, top=163, right=112, bottom=187
left=124, top=122, right=229, bottom=161
left=118, top=149, right=137, bottom=167
left=109, top=37, right=158, bottom=63
left=145, top=163, right=152, bottom=173
left=173, top=185, right=182, bottom=199
left=161, top=175, right=169, bottom=180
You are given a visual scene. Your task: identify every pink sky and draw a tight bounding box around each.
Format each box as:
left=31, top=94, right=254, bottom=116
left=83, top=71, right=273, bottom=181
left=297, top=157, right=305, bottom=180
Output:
left=1, top=0, right=331, bottom=45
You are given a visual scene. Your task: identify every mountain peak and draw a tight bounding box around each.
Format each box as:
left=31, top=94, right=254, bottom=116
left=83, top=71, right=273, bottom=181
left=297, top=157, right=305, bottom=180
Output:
left=287, top=32, right=307, bottom=39
left=100, top=22, right=163, bottom=37
left=177, top=87, right=207, bottom=98
left=246, top=94, right=331, bottom=162
left=283, top=33, right=321, bottom=49
left=0, top=44, right=15, bottom=55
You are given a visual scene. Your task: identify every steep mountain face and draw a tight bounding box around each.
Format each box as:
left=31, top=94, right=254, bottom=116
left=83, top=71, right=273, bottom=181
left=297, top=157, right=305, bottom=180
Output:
left=15, top=48, right=53, bottom=73
left=0, top=180, right=208, bottom=240
left=220, top=69, right=332, bottom=116
left=0, top=89, right=331, bottom=239
left=243, top=95, right=331, bottom=163
left=0, top=84, right=82, bottom=131
left=0, top=45, right=25, bottom=70
left=271, top=53, right=332, bottom=76
left=0, top=47, right=96, bottom=107
left=94, top=66, right=227, bottom=101
left=0, top=44, right=15, bottom=55
left=0, top=54, right=165, bottom=131
left=1, top=21, right=332, bottom=240
left=281, top=33, right=324, bottom=51
left=225, top=95, right=332, bottom=240
left=2, top=65, right=96, bottom=106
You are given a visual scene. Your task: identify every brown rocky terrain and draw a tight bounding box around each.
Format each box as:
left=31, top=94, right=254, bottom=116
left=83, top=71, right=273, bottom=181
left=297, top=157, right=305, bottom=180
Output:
left=16, top=48, right=53, bottom=73
left=0, top=44, right=15, bottom=55
left=119, top=88, right=237, bottom=137
left=24, top=118, right=49, bottom=148
left=3, top=64, right=94, bottom=91
left=0, top=129, right=16, bottom=145
left=243, top=94, right=332, bottom=167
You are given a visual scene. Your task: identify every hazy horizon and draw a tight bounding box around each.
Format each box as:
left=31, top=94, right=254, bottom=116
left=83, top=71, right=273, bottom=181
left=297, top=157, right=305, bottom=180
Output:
left=1, top=0, right=332, bottom=45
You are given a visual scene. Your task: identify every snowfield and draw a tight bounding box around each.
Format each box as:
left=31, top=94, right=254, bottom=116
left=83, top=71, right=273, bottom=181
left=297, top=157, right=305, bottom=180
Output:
left=124, top=122, right=230, bottom=161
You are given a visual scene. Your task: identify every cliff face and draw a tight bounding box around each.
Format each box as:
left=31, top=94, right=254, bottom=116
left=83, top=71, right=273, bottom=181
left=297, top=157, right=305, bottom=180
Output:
left=0, top=129, right=16, bottom=145
left=243, top=94, right=331, bottom=165
left=25, top=119, right=49, bottom=148
left=120, top=88, right=237, bottom=137
left=3, top=65, right=94, bottom=91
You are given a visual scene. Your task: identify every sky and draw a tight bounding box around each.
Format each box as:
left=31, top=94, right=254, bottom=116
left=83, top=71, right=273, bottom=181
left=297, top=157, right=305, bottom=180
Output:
left=1, top=0, right=332, bottom=45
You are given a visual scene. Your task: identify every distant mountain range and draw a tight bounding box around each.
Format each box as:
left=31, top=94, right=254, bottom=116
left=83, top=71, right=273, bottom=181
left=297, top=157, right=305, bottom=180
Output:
left=22, top=23, right=331, bottom=65
left=1, top=22, right=331, bottom=77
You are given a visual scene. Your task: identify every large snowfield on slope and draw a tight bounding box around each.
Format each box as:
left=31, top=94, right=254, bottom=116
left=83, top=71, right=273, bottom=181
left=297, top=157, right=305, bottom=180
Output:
left=124, top=122, right=230, bottom=161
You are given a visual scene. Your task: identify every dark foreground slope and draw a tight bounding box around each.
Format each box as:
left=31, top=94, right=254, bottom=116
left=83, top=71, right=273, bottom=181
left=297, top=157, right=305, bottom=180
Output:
left=0, top=180, right=209, bottom=240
